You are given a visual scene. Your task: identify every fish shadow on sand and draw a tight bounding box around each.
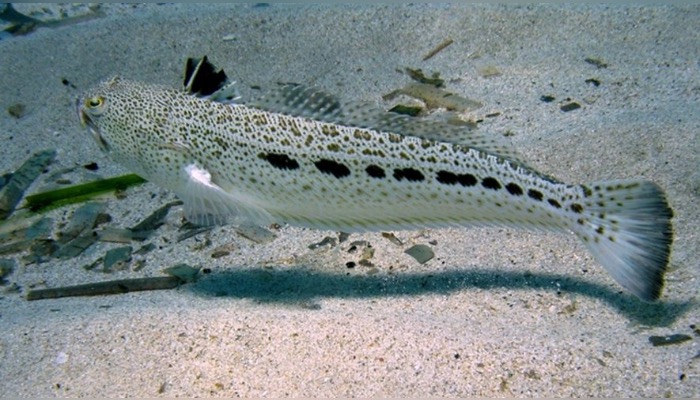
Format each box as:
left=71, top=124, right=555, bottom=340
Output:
left=187, top=265, right=693, bottom=327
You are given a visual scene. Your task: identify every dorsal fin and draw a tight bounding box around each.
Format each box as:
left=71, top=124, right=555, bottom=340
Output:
left=183, top=56, right=239, bottom=103
left=251, top=83, right=343, bottom=120
left=252, top=84, right=527, bottom=165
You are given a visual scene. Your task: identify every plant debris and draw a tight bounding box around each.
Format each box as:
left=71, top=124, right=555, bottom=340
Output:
left=97, top=227, right=150, bottom=243
left=388, top=104, right=423, bottom=117
left=103, top=246, right=133, bottom=272
left=0, top=258, right=16, bottom=283
left=59, top=202, right=105, bottom=243
left=0, top=3, right=104, bottom=36
left=130, top=201, right=181, bottom=234
left=648, top=334, right=693, bottom=347
left=0, top=149, right=56, bottom=220
left=163, top=263, right=200, bottom=283
left=405, top=67, right=445, bottom=87
left=53, top=232, right=98, bottom=259
left=477, top=65, right=502, bottom=78
left=235, top=223, right=276, bottom=244
left=584, top=57, right=608, bottom=69
left=381, top=232, right=403, bottom=246
left=422, top=38, right=454, bottom=61
left=383, top=82, right=482, bottom=112
left=25, top=276, right=183, bottom=301
left=404, top=244, right=435, bottom=264
left=23, top=173, right=146, bottom=213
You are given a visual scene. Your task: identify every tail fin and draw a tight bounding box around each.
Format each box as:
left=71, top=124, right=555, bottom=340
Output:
left=573, top=180, right=673, bottom=301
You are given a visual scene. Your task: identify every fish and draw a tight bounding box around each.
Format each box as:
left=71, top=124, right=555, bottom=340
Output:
left=77, top=56, right=673, bottom=302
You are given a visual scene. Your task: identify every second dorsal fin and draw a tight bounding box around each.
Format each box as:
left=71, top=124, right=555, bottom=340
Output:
left=252, top=83, right=527, bottom=165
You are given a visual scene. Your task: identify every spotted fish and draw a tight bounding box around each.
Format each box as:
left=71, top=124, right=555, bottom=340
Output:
left=77, top=56, right=673, bottom=301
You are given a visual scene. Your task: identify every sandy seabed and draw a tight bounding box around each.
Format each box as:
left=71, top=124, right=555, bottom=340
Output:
left=0, top=3, right=698, bottom=397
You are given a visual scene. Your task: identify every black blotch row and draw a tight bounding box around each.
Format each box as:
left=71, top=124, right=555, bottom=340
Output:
left=365, top=164, right=386, bottom=179
left=315, top=159, right=351, bottom=178
left=436, top=170, right=477, bottom=187
left=393, top=168, right=425, bottom=182
left=481, top=177, right=501, bottom=190
left=505, top=182, right=524, bottom=196
left=571, top=203, right=584, bottom=213
left=259, top=152, right=299, bottom=170
left=527, top=189, right=544, bottom=201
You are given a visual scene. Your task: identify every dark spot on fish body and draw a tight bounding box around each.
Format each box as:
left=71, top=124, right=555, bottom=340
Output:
left=393, top=168, right=425, bottom=182
left=458, top=174, right=477, bottom=187
left=547, top=198, right=562, bottom=208
left=388, top=133, right=403, bottom=143
left=435, top=171, right=477, bottom=187
left=505, top=182, right=524, bottom=196
left=365, top=165, right=386, bottom=178
left=321, top=125, right=340, bottom=137
left=259, top=153, right=300, bottom=170
left=436, top=171, right=458, bottom=185
left=327, top=143, right=341, bottom=152
left=213, top=136, right=230, bottom=151
left=481, top=177, right=501, bottom=190
left=571, top=203, right=584, bottom=213
left=315, top=159, right=351, bottom=178
left=353, top=130, right=372, bottom=141
left=527, top=189, right=544, bottom=201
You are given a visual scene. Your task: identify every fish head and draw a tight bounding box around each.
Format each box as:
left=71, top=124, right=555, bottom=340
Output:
left=78, top=76, right=153, bottom=155
left=77, top=77, right=186, bottom=183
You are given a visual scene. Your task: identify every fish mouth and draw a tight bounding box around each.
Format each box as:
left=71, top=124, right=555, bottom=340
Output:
left=76, top=97, right=110, bottom=152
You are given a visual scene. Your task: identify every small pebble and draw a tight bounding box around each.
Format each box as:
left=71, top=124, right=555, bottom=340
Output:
left=308, top=236, right=337, bottom=250
left=133, top=242, right=156, bottom=255
left=7, top=103, right=26, bottom=118
left=360, top=246, right=374, bottom=260
left=560, top=102, right=581, bottom=112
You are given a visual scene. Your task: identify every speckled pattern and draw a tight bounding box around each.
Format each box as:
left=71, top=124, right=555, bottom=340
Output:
left=78, top=74, right=672, bottom=301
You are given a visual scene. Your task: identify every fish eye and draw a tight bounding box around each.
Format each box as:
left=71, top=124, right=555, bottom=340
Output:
left=86, top=96, right=104, bottom=108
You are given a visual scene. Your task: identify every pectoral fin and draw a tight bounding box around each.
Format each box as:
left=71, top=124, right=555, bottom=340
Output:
left=176, top=163, right=275, bottom=227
